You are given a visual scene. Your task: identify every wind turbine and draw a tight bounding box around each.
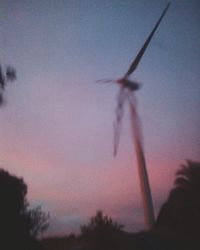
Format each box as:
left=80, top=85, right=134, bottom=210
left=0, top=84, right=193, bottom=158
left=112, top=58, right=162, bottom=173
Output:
left=97, top=3, right=170, bottom=229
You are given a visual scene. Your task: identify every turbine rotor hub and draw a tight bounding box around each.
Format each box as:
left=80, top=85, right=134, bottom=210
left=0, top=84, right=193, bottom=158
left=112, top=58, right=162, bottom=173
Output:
left=116, top=78, right=140, bottom=91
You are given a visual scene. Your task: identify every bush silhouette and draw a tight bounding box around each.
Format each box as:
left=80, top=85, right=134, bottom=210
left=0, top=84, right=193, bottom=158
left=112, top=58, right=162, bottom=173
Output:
left=80, top=210, right=124, bottom=250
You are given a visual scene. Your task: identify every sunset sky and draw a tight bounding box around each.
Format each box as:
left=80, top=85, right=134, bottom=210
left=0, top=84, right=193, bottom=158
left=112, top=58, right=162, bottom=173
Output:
left=0, top=0, right=200, bottom=236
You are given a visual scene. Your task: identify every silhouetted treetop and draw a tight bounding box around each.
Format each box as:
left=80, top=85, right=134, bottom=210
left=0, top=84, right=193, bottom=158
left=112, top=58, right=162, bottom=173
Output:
left=174, top=160, right=200, bottom=191
left=0, top=169, right=27, bottom=215
left=0, top=168, right=49, bottom=249
left=0, top=65, right=16, bottom=89
left=80, top=211, right=124, bottom=250
left=0, top=64, right=16, bottom=106
left=155, top=160, right=200, bottom=243
left=81, top=210, right=123, bottom=236
left=28, top=206, right=50, bottom=238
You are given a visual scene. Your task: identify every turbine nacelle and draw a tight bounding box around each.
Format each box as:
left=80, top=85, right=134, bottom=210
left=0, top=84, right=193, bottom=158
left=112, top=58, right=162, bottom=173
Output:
left=116, top=78, right=141, bottom=91
left=97, top=78, right=141, bottom=92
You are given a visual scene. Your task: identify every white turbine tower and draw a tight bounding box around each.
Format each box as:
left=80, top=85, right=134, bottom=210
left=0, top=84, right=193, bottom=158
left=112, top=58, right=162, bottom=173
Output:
left=97, top=3, right=170, bottom=229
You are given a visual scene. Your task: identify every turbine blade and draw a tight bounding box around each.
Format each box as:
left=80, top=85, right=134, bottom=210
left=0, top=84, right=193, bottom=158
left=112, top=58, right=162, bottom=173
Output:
left=124, top=2, right=170, bottom=78
left=128, top=94, right=144, bottom=147
left=96, top=79, right=115, bottom=83
left=113, top=88, right=128, bottom=156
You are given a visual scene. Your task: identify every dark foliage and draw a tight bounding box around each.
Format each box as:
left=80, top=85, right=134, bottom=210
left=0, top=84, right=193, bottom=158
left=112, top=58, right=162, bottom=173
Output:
left=28, top=206, right=50, bottom=238
left=0, top=92, right=5, bottom=105
left=0, top=168, right=49, bottom=250
left=42, top=234, right=78, bottom=250
left=5, top=66, right=16, bottom=82
left=154, top=160, right=200, bottom=249
left=0, top=64, right=16, bottom=106
left=80, top=210, right=124, bottom=250
left=0, top=65, right=16, bottom=89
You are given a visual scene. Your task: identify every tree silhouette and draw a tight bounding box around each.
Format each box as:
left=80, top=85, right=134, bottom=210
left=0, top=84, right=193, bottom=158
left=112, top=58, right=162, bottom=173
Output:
left=28, top=206, right=50, bottom=238
left=0, top=64, right=16, bottom=106
left=80, top=210, right=124, bottom=250
left=0, top=168, right=49, bottom=249
left=155, top=160, right=200, bottom=248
